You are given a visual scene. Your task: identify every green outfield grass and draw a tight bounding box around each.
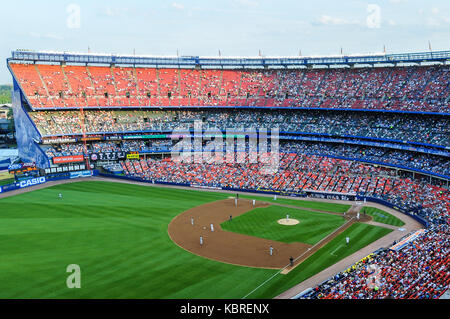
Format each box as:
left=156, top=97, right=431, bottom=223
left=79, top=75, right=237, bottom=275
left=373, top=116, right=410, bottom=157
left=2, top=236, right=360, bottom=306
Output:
left=246, top=223, right=393, bottom=298
left=221, top=206, right=345, bottom=245
left=240, top=194, right=351, bottom=213
left=361, top=206, right=405, bottom=226
left=0, top=178, right=15, bottom=186
left=0, top=181, right=393, bottom=298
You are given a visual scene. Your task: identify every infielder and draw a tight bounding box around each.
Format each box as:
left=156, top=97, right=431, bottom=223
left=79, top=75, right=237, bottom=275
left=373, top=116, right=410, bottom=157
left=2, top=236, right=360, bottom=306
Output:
left=200, top=236, right=203, bottom=246
left=210, top=223, right=214, bottom=232
left=269, top=245, right=273, bottom=256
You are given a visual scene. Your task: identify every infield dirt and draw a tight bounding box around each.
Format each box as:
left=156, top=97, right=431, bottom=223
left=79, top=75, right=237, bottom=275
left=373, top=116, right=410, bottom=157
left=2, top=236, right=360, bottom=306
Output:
left=169, top=198, right=315, bottom=269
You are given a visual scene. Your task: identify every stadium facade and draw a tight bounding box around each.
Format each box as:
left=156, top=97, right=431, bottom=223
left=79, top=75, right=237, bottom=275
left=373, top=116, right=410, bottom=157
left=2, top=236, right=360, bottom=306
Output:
left=7, top=49, right=449, bottom=175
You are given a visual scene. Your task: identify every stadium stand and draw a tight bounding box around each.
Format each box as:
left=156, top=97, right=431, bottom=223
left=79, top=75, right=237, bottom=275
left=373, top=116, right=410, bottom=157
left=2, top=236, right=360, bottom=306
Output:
left=7, top=50, right=450, bottom=299
left=10, top=63, right=450, bottom=112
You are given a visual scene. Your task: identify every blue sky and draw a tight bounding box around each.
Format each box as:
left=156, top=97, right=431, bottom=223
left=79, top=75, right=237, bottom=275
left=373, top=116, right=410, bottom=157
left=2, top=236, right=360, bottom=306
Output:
left=1, top=0, right=449, bottom=84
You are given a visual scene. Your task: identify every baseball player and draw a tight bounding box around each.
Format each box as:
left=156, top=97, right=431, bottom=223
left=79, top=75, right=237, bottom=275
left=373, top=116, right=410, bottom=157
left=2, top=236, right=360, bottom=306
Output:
left=200, top=236, right=203, bottom=246
left=269, top=245, right=273, bottom=256
left=210, top=223, right=214, bottom=232
left=191, top=217, right=194, bottom=226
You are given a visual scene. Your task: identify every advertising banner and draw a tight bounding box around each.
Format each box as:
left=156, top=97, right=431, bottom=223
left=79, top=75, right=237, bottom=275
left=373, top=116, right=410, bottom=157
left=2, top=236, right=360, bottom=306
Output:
left=390, top=229, right=426, bottom=251
left=69, top=170, right=93, bottom=179
left=18, top=176, right=46, bottom=189
left=42, top=138, right=77, bottom=144
left=123, top=134, right=167, bottom=139
left=126, top=151, right=140, bottom=160
left=53, top=155, right=85, bottom=164
left=8, top=163, right=23, bottom=171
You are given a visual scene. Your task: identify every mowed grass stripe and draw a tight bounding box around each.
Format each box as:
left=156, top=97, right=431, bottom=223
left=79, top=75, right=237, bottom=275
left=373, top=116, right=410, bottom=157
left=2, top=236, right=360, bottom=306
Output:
left=221, top=206, right=346, bottom=245
left=247, top=223, right=393, bottom=298
left=0, top=181, right=393, bottom=298
left=361, top=206, right=405, bottom=226
left=0, top=181, right=283, bottom=298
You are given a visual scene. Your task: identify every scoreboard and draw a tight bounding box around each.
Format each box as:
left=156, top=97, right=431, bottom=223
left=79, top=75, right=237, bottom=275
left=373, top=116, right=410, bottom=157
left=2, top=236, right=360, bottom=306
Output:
left=90, top=151, right=127, bottom=162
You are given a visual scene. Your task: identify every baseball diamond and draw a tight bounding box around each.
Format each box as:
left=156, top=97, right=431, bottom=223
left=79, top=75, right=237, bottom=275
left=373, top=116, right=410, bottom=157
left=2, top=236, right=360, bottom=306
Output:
left=0, top=19, right=448, bottom=302
left=0, top=178, right=421, bottom=299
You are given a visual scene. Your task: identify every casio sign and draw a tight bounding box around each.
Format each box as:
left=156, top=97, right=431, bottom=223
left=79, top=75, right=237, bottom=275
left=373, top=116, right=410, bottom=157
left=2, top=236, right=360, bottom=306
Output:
left=19, top=177, right=46, bottom=188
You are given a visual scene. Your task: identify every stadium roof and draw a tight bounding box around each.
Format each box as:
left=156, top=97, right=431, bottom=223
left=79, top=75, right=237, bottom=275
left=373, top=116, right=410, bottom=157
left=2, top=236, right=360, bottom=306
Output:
left=9, top=49, right=450, bottom=68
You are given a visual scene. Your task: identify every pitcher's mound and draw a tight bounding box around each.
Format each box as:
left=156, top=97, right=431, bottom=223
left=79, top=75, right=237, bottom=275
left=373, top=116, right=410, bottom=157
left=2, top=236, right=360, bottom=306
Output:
left=277, top=218, right=300, bottom=226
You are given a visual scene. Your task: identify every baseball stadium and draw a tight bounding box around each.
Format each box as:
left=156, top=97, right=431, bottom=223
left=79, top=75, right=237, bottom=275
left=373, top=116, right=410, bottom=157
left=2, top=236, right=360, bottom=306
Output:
left=0, top=48, right=448, bottom=300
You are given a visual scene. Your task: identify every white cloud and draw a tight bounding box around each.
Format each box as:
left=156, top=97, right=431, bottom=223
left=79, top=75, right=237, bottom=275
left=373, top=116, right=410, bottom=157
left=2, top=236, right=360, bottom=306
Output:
left=316, top=15, right=360, bottom=26
left=104, top=7, right=122, bottom=17
left=426, top=18, right=441, bottom=27
left=231, top=0, right=259, bottom=7
left=388, top=0, right=408, bottom=3
left=425, top=8, right=450, bottom=27
left=29, top=32, right=64, bottom=40
left=171, top=2, right=185, bottom=10
left=388, top=19, right=397, bottom=26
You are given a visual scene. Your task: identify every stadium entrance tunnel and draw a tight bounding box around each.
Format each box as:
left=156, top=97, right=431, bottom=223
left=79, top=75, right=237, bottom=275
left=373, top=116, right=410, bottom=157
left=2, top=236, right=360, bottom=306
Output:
left=167, top=199, right=313, bottom=269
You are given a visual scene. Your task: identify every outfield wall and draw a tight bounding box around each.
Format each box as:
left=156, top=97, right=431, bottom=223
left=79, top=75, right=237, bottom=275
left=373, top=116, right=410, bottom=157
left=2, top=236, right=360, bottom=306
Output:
left=97, top=173, right=430, bottom=228
left=0, top=170, right=97, bottom=194
left=0, top=170, right=429, bottom=228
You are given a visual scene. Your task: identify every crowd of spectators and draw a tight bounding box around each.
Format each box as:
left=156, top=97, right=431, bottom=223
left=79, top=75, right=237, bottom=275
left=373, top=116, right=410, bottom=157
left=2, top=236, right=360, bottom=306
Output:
left=282, top=141, right=450, bottom=176
left=12, top=63, right=449, bottom=113
left=31, top=109, right=449, bottom=147
left=302, top=225, right=449, bottom=299
left=118, top=153, right=449, bottom=299
left=42, top=138, right=450, bottom=177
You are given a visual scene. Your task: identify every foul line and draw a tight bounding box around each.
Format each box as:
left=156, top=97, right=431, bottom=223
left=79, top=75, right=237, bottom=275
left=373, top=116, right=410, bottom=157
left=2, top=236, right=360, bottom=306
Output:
left=242, top=217, right=355, bottom=299
left=330, top=244, right=342, bottom=256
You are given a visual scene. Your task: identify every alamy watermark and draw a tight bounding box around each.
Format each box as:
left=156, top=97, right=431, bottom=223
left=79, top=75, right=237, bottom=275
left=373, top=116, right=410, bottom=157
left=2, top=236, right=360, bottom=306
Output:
left=171, top=121, right=280, bottom=175
left=66, top=4, right=81, bottom=29
left=66, top=264, right=81, bottom=288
